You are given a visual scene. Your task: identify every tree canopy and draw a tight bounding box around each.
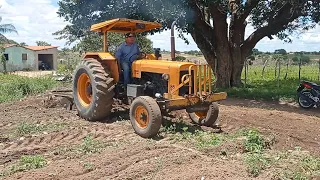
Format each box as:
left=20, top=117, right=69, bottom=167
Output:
left=55, top=0, right=320, bottom=88
left=0, top=10, right=18, bottom=45
left=71, top=32, right=154, bottom=54
left=36, top=41, right=51, bottom=46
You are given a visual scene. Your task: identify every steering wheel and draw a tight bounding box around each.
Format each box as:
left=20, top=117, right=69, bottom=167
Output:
left=138, top=52, right=147, bottom=59
left=127, top=52, right=147, bottom=63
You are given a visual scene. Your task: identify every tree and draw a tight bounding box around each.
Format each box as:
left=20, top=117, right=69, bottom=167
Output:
left=0, top=11, right=18, bottom=73
left=54, top=0, right=320, bottom=88
left=36, top=41, right=51, bottom=46
left=72, top=32, right=153, bottom=54
left=252, top=48, right=262, bottom=55
left=0, top=46, right=7, bottom=74
left=274, top=49, right=287, bottom=55
left=0, top=15, right=18, bottom=44
left=19, top=42, right=28, bottom=46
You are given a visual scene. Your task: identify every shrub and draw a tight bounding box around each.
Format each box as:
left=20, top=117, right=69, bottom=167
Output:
left=175, top=56, right=186, bottom=61
left=0, top=74, right=60, bottom=103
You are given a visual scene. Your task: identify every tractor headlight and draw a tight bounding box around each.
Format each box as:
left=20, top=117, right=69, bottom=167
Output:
left=162, top=74, right=169, bottom=81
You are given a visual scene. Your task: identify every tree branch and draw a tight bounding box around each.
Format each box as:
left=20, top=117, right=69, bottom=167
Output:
left=209, top=5, right=229, bottom=51
left=191, top=30, right=216, bottom=65
left=190, top=2, right=216, bottom=48
left=239, top=0, right=262, bottom=21
left=241, top=3, right=300, bottom=55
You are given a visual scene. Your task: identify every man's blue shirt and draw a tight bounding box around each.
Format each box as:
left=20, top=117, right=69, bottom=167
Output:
left=115, top=42, right=140, bottom=63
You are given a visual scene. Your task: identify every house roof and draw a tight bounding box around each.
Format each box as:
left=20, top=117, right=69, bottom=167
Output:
left=24, top=46, right=58, bottom=51
left=3, top=44, right=18, bottom=48
left=2, top=44, right=58, bottom=51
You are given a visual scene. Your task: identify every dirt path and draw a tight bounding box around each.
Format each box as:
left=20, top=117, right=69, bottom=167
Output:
left=0, top=95, right=319, bottom=179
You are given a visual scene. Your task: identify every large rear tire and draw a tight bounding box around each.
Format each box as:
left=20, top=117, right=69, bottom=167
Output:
left=73, top=58, right=115, bottom=121
left=188, top=102, right=220, bottom=127
left=130, top=96, right=162, bottom=138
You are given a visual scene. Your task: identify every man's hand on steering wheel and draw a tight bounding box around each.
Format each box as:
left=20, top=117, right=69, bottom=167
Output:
left=138, top=52, right=147, bottom=59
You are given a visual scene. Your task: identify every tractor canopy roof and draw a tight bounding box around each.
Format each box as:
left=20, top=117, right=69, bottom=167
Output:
left=90, top=18, right=162, bottom=33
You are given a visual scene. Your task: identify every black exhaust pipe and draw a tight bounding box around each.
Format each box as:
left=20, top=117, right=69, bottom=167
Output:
left=171, top=20, right=177, bottom=61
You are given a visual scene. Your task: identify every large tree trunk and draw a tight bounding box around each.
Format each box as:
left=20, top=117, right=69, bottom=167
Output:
left=190, top=1, right=260, bottom=89
left=215, top=50, right=232, bottom=88
left=210, top=5, right=232, bottom=88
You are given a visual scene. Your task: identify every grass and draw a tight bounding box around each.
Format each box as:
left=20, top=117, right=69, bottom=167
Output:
left=14, top=122, right=66, bottom=137
left=0, top=155, right=47, bottom=176
left=83, top=162, right=96, bottom=172
left=76, top=135, right=106, bottom=154
left=242, top=129, right=272, bottom=177
left=161, top=121, right=272, bottom=176
left=271, top=150, right=320, bottom=180
left=160, top=120, right=270, bottom=151
left=217, top=64, right=320, bottom=101
left=0, top=74, right=60, bottom=103
left=162, top=122, right=320, bottom=178
left=53, top=135, right=120, bottom=158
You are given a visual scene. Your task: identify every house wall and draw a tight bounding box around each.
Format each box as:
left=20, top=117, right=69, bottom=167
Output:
left=34, top=48, right=58, bottom=70
left=0, top=46, right=36, bottom=72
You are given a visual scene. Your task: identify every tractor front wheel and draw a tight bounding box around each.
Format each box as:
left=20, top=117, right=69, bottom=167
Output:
left=130, top=96, right=162, bottom=138
left=73, top=58, right=115, bottom=121
left=188, top=102, right=220, bottom=127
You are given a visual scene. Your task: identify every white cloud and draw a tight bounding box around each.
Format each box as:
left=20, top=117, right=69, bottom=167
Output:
left=151, top=20, right=320, bottom=52
left=0, top=0, right=69, bottom=47
left=0, top=0, right=319, bottom=52
left=147, top=29, right=198, bottom=52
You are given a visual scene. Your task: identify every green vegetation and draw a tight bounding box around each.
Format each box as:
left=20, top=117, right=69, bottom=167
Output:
left=15, top=122, right=65, bottom=137
left=0, top=155, right=47, bottom=176
left=76, top=135, right=106, bottom=154
left=53, top=135, right=120, bottom=158
left=10, top=155, right=47, bottom=173
left=292, top=55, right=311, bottom=65
left=35, top=40, right=51, bottom=46
left=83, top=162, right=96, bottom=172
left=0, top=74, right=60, bottom=103
left=217, top=65, right=319, bottom=101
left=274, top=152, right=320, bottom=180
left=161, top=120, right=268, bottom=150
left=175, top=55, right=187, bottom=61
left=161, top=122, right=319, bottom=178
left=242, top=129, right=272, bottom=177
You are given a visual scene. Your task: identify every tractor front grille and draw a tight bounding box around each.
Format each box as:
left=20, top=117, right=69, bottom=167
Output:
left=179, top=70, right=195, bottom=96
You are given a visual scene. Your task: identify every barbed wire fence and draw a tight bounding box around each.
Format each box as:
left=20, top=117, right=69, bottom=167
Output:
left=242, top=56, right=320, bottom=88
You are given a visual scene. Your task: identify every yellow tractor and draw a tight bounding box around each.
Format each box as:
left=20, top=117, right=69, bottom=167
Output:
left=73, top=18, right=227, bottom=138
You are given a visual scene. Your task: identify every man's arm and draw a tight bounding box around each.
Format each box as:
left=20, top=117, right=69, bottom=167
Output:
left=136, top=43, right=140, bottom=54
left=115, top=43, right=123, bottom=60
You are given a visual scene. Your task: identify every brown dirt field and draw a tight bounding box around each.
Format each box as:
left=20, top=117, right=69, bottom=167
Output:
left=0, top=93, right=319, bottom=180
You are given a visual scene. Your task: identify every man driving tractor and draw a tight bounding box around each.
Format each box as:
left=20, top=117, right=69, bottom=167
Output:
left=115, top=32, right=140, bottom=86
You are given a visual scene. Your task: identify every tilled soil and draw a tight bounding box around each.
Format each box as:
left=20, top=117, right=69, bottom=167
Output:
left=0, top=94, right=319, bottom=180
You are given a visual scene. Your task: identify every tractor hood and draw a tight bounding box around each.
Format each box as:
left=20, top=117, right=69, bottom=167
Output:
left=132, top=59, right=197, bottom=78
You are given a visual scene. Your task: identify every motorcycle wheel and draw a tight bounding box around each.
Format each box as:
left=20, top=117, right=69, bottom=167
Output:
left=298, top=90, right=315, bottom=109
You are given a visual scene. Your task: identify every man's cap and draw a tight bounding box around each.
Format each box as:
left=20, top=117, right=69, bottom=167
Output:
left=125, top=33, right=135, bottom=38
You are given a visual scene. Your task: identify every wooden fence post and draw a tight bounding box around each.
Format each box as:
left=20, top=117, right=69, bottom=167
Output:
left=277, top=60, right=281, bottom=88
left=299, top=56, right=302, bottom=81
left=318, top=59, right=320, bottom=81
left=244, top=59, right=247, bottom=88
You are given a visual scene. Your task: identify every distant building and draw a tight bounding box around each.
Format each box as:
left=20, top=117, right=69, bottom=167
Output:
left=0, top=44, right=58, bottom=72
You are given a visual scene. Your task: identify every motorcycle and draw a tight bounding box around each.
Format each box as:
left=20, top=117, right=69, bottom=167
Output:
left=297, top=80, right=320, bottom=109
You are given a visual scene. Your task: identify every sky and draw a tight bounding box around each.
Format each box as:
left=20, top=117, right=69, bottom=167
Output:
left=0, top=0, right=319, bottom=52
